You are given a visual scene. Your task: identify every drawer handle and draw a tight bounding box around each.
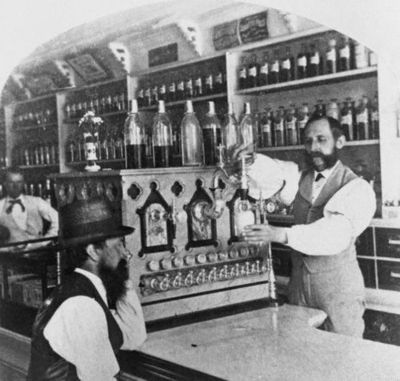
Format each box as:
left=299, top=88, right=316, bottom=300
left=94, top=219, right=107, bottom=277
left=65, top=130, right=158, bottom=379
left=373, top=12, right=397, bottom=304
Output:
left=388, top=239, right=400, bottom=245
left=390, top=271, right=400, bottom=279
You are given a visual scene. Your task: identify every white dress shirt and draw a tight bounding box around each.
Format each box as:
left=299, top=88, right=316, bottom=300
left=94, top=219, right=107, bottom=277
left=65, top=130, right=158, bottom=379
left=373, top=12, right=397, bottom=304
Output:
left=249, top=154, right=376, bottom=256
left=43, top=268, right=147, bottom=381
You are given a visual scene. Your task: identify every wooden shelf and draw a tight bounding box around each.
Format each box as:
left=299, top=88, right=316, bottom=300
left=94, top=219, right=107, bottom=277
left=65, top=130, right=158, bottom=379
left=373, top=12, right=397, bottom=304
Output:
left=258, top=139, right=379, bottom=152
left=139, top=92, right=228, bottom=111
left=67, top=159, right=125, bottom=165
left=19, top=164, right=59, bottom=169
left=235, top=67, right=378, bottom=96
left=13, top=122, right=57, bottom=131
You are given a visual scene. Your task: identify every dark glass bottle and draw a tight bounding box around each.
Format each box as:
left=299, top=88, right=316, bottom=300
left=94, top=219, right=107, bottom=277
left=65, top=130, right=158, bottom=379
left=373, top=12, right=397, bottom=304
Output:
left=297, top=103, right=310, bottom=144
left=355, top=96, right=370, bottom=140
left=273, top=107, right=285, bottom=146
left=204, top=66, right=214, bottom=95
left=168, top=75, right=177, bottom=102
left=193, top=70, right=203, bottom=97
left=313, top=100, right=326, bottom=117
left=247, top=54, right=259, bottom=88
left=214, top=66, right=225, bottom=93
left=339, top=36, right=352, bottom=71
left=280, top=46, right=295, bottom=82
left=258, top=52, right=269, bottom=86
left=285, top=104, right=298, bottom=146
left=370, top=92, right=379, bottom=139
left=260, top=107, right=273, bottom=147
left=185, top=73, right=194, bottom=98
left=308, top=41, right=321, bottom=77
left=297, top=43, right=308, bottom=79
left=269, top=49, right=280, bottom=85
left=340, top=98, right=355, bottom=141
left=238, top=56, right=248, bottom=89
left=176, top=75, right=185, bottom=101
left=158, top=77, right=167, bottom=102
left=326, top=38, right=338, bottom=74
left=124, top=99, right=147, bottom=169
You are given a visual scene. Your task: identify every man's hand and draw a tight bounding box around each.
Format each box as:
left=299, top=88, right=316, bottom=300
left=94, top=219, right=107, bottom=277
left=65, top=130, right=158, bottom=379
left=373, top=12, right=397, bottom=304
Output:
left=242, top=224, right=288, bottom=246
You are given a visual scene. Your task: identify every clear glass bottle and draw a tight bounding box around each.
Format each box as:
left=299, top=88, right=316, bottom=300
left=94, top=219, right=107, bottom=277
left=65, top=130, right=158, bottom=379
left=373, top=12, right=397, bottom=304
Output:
left=239, top=102, right=256, bottom=160
left=152, top=101, right=173, bottom=167
left=180, top=100, right=204, bottom=166
left=355, top=95, right=370, bottom=140
left=202, top=101, right=221, bottom=166
left=221, top=102, right=240, bottom=159
left=326, top=38, right=338, bottom=74
left=258, top=52, right=269, bottom=86
left=124, top=99, right=147, bottom=169
left=285, top=104, right=298, bottom=145
left=297, top=103, right=310, bottom=144
left=340, top=98, right=355, bottom=141
left=297, top=43, right=308, bottom=79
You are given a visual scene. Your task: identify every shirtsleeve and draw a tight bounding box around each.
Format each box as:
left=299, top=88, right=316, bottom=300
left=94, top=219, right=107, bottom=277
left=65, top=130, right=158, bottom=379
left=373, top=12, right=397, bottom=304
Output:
left=111, top=285, right=147, bottom=350
left=44, top=296, right=120, bottom=381
left=286, top=178, right=376, bottom=256
left=36, top=197, right=59, bottom=238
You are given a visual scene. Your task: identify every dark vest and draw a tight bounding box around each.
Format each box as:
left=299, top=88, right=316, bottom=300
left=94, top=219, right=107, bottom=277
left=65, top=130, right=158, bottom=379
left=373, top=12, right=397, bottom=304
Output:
left=27, top=272, right=123, bottom=381
left=291, top=161, right=358, bottom=273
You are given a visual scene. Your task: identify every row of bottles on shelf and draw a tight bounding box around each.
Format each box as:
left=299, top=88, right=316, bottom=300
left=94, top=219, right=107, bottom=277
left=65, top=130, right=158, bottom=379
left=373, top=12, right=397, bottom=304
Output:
left=12, top=138, right=59, bottom=167
left=239, top=35, right=376, bottom=89
left=137, top=65, right=227, bottom=107
left=13, top=108, right=57, bottom=128
left=124, top=99, right=255, bottom=169
left=0, top=179, right=54, bottom=204
left=258, top=94, right=379, bottom=148
left=64, top=92, right=127, bottom=120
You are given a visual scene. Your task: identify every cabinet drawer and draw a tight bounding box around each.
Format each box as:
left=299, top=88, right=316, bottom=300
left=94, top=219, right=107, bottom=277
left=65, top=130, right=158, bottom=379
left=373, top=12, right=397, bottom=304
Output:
left=357, top=258, right=376, bottom=288
left=356, top=227, right=374, bottom=257
left=377, top=261, right=400, bottom=291
left=376, top=228, right=400, bottom=258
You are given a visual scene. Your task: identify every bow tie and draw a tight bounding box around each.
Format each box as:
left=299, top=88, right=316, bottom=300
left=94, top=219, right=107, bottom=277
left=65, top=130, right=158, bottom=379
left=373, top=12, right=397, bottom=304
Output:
left=315, top=173, right=325, bottom=182
left=6, top=199, right=25, bottom=214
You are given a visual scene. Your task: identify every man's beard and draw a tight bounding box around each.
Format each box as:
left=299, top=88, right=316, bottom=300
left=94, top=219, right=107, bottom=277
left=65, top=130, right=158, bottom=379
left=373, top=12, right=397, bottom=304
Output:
left=305, top=149, right=338, bottom=172
left=99, top=258, right=129, bottom=308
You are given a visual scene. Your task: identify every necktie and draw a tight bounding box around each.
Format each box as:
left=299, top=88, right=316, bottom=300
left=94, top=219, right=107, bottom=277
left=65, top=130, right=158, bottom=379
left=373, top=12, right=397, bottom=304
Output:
left=315, top=173, right=324, bottom=182
left=6, top=199, right=25, bottom=214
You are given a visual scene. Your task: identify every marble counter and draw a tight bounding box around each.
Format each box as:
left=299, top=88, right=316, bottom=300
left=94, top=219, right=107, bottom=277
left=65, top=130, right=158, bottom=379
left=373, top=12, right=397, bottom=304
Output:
left=136, top=304, right=400, bottom=381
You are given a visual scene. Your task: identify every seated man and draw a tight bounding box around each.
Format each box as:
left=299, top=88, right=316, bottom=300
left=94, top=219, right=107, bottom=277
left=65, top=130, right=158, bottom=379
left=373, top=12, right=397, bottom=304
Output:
left=0, top=167, right=58, bottom=249
left=27, top=198, right=147, bottom=381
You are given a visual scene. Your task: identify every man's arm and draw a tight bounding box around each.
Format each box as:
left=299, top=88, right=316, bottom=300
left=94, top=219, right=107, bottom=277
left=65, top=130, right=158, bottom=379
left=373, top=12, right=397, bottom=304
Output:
left=111, top=281, right=147, bottom=350
left=36, top=197, right=59, bottom=238
left=44, top=296, right=120, bottom=381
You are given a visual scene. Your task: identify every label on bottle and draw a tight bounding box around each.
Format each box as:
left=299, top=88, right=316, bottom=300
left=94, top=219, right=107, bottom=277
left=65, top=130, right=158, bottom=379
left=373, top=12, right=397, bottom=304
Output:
left=215, top=72, right=223, bottom=84
left=355, top=44, right=368, bottom=69
left=169, top=83, right=176, bottom=92
left=195, top=77, right=202, bottom=87
left=326, top=49, right=337, bottom=62
left=310, top=53, right=320, bottom=65
left=356, top=110, right=368, bottom=124
left=260, top=63, right=269, bottom=74
left=298, top=118, right=309, bottom=130
left=282, top=59, right=291, bottom=70
left=369, top=51, right=378, bottom=66
left=239, top=68, right=247, bottom=78
left=249, top=66, right=257, bottom=77
left=371, top=110, right=379, bottom=121
left=275, top=121, right=284, bottom=131
left=271, top=61, right=279, bottom=72
left=262, top=123, right=271, bottom=133
left=145, top=88, right=151, bottom=98
left=205, top=75, right=213, bottom=86
left=286, top=120, right=296, bottom=130
left=341, top=113, right=352, bottom=126
left=177, top=81, right=184, bottom=91
left=186, top=79, right=193, bottom=89
left=159, top=84, right=166, bottom=94
left=297, top=56, right=307, bottom=67
left=340, top=46, right=350, bottom=59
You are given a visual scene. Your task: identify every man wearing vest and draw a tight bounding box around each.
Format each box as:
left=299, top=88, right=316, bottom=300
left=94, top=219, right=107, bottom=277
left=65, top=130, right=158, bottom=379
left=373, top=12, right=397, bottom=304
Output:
left=0, top=167, right=58, bottom=249
left=27, top=198, right=147, bottom=380
left=242, top=115, right=376, bottom=337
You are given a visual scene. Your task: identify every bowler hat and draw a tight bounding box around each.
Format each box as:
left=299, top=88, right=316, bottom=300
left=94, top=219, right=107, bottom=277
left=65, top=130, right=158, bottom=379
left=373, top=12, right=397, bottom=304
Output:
left=59, top=198, right=134, bottom=248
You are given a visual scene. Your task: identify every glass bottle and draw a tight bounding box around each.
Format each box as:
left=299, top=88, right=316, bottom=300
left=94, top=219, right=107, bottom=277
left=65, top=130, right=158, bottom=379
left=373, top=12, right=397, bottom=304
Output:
left=273, top=107, right=285, bottom=147
left=280, top=46, right=294, bottom=82
left=158, top=77, right=167, bottom=102
left=370, top=92, right=379, bottom=139
left=185, top=73, right=194, bottom=99
left=168, top=74, right=177, bottom=102
left=204, top=66, right=214, bottom=95
left=258, top=52, right=269, bottom=86
left=355, top=95, right=370, bottom=140
left=285, top=104, right=298, bottom=146
left=354, top=40, right=368, bottom=69
left=326, top=99, right=340, bottom=120
left=124, top=99, right=147, bottom=169
left=339, top=36, right=351, bottom=71
left=308, top=41, right=321, bottom=77
left=152, top=101, right=173, bottom=167
left=214, top=66, right=225, bottom=93
left=151, top=83, right=159, bottom=106
left=180, top=100, right=204, bottom=166
left=137, top=87, right=145, bottom=108
left=194, top=70, right=203, bottom=97
left=297, top=43, right=308, bottom=79
left=239, top=103, right=256, bottom=160
left=221, top=102, right=240, bottom=159
left=297, top=103, right=310, bottom=144
left=238, top=56, right=248, bottom=90
left=269, top=49, right=280, bottom=84
left=340, top=98, right=355, bottom=141
left=326, top=38, right=338, bottom=74
left=203, top=101, right=221, bottom=166
left=176, top=74, right=185, bottom=100
left=313, top=100, right=326, bottom=117
left=248, top=54, right=259, bottom=88
left=260, top=107, right=273, bottom=147
left=144, top=83, right=152, bottom=107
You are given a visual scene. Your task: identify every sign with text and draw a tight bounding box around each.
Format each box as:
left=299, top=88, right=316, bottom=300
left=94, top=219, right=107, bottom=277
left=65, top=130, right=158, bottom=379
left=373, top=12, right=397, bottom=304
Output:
left=148, top=43, right=178, bottom=67
left=238, top=11, right=269, bottom=44
left=67, top=53, right=109, bottom=82
left=213, top=20, right=240, bottom=51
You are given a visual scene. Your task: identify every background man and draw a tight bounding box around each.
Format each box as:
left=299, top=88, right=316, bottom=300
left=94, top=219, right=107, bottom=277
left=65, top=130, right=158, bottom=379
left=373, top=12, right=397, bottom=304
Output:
left=0, top=167, right=58, bottom=248
left=27, top=198, right=147, bottom=381
left=242, top=116, right=376, bottom=337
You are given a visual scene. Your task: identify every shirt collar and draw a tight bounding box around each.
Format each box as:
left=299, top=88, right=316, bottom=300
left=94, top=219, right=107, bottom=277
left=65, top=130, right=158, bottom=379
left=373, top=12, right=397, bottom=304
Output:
left=74, top=268, right=108, bottom=306
left=6, top=194, right=25, bottom=202
left=314, top=160, right=340, bottom=181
